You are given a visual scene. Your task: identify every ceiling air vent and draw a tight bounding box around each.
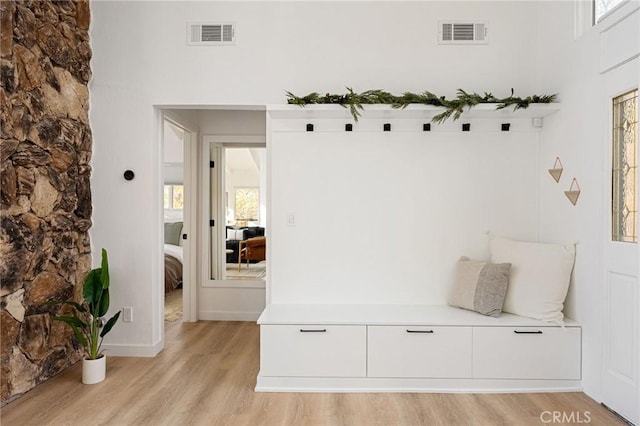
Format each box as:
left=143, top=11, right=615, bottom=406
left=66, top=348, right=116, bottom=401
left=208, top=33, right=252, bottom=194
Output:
left=187, top=22, right=235, bottom=46
left=438, top=21, right=488, bottom=44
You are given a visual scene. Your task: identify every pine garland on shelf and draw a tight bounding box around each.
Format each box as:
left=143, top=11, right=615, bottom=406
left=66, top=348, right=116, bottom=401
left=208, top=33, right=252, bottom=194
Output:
left=285, top=88, right=557, bottom=123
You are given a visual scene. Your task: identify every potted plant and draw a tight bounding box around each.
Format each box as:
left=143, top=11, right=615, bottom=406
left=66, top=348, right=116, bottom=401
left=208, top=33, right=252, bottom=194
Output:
left=46, top=248, right=121, bottom=384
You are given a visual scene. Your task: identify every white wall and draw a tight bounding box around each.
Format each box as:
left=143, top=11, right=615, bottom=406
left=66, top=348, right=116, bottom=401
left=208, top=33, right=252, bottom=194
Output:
left=90, top=85, right=164, bottom=355
left=89, top=1, right=568, bottom=356
left=269, top=116, right=541, bottom=304
left=199, top=110, right=265, bottom=136
left=163, top=121, right=184, bottom=222
left=92, top=1, right=543, bottom=104
left=163, top=121, right=184, bottom=185
left=163, top=121, right=184, bottom=164
left=535, top=0, right=640, bottom=403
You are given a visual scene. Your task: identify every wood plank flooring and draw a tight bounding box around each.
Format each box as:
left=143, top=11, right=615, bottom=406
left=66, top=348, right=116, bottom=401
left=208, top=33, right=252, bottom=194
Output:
left=1, top=320, right=625, bottom=426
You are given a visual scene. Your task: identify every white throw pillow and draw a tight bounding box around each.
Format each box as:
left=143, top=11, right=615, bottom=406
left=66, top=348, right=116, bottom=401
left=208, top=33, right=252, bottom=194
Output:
left=490, top=237, right=575, bottom=324
left=226, top=229, right=245, bottom=241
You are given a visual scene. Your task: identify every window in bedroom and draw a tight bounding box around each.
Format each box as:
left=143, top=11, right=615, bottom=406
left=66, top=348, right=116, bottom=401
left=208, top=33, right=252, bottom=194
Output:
left=164, top=185, right=184, bottom=210
left=234, top=187, right=259, bottom=225
left=612, top=89, right=638, bottom=243
left=594, top=0, right=626, bottom=23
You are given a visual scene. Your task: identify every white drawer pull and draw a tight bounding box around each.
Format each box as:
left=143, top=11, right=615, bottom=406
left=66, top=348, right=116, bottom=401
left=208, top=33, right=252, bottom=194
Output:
left=299, top=329, right=327, bottom=333
left=513, top=330, right=543, bottom=334
left=406, top=330, right=434, bottom=334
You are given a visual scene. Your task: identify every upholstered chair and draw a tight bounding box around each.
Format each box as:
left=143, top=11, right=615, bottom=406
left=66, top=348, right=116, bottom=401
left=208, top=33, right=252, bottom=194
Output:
left=238, top=236, right=266, bottom=270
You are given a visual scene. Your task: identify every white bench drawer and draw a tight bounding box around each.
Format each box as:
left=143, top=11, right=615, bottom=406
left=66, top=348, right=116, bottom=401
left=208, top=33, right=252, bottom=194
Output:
left=260, top=325, right=366, bottom=377
left=473, top=327, right=581, bottom=379
left=368, top=326, right=473, bottom=378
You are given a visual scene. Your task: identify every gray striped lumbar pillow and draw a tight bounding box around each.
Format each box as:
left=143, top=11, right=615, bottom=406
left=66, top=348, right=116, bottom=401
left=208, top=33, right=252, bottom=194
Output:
left=448, top=256, right=511, bottom=317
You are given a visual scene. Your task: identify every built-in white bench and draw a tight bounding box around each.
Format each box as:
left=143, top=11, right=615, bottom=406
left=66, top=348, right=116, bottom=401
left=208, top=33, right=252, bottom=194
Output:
left=256, top=304, right=581, bottom=393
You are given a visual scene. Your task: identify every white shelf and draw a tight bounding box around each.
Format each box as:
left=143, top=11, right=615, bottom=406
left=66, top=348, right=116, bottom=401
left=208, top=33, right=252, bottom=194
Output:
left=257, top=304, right=579, bottom=327
left=266, top=103, right=560, bottom=120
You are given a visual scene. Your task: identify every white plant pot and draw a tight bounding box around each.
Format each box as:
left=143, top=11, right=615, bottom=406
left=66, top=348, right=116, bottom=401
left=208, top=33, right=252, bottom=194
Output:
left=82, top=355, right=106, bottom=384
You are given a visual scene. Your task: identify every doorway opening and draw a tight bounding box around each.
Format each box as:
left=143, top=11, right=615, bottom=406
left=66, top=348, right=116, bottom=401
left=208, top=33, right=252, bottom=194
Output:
left=158, top=107, right=267, bottom=325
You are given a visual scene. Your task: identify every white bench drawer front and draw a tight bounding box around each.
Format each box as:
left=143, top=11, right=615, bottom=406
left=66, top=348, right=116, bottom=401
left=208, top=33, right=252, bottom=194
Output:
left=368, top=326, right=473, bottom=378
left=473, top=327, right=581, bottom=380
left=260, top=325, right=367, bottom=377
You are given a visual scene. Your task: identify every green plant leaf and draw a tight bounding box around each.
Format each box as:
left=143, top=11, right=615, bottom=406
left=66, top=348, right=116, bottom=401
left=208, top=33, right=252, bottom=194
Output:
left=83, top=268, right=102, bottom=306
left=100, top=311, right=121, bottom=338
left=98, top=290, right=110, bottom=318
left=52, top=316, right=89, bottom=353
left=70, top=301, right=87, bottom=313
left=43, top=300, right=88, bottom=313
left=53, top=315, right=88, bottom=329
left=69, top=323, right=88, bottom=349
left=100, top=248, right=109, bottom=289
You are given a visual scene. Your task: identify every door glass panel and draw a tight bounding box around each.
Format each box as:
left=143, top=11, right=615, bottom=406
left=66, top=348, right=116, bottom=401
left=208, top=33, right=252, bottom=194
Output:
left=594, top=0, right=626, bottom=23
left=612, top=90, right=638, bottom=243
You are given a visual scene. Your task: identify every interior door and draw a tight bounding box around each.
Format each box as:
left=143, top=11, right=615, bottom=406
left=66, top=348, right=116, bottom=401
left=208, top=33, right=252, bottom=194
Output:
left=602, top=65, right=639, bottom=424
left=182, top=129, right=198, bottom=322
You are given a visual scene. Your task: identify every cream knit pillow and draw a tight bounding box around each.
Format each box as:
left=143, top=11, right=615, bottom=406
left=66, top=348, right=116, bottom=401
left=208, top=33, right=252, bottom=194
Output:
left=490, top=237, right=575, bottom=324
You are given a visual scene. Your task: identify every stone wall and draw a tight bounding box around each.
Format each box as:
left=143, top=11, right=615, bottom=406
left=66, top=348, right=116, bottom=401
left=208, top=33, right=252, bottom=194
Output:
left=0, top=0, right=92, bottom=405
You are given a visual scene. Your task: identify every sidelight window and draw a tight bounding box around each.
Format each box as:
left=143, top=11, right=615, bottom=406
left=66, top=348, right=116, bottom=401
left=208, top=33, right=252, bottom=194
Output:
left=612, top=89, right=638, bottom=243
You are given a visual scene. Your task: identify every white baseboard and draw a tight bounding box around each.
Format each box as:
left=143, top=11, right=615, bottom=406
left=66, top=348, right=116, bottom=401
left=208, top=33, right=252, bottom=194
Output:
left=255, top=375, right=583, bottom=393
left=102, top=339, right=164, bottom=357
left=198, top=310, right=261, bottom=321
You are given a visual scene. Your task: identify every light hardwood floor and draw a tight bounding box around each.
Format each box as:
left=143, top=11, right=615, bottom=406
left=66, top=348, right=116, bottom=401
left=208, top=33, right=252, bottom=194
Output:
left=2, top=321, right=625, bottom=426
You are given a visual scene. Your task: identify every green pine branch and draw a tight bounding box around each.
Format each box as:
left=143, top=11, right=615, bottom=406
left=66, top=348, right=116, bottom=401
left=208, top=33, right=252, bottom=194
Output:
left=285, top=88, right=557, bottom=123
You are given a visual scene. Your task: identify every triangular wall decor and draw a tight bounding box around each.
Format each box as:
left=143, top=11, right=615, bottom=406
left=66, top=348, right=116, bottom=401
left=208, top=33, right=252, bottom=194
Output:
left=548, top=157, right=563, bottom=183
left=564, top=178, right=581, bottom=206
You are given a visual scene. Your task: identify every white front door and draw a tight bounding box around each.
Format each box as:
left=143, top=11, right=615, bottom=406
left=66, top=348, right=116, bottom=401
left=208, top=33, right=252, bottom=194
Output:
left=602, top=63, right=639, bottom=424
